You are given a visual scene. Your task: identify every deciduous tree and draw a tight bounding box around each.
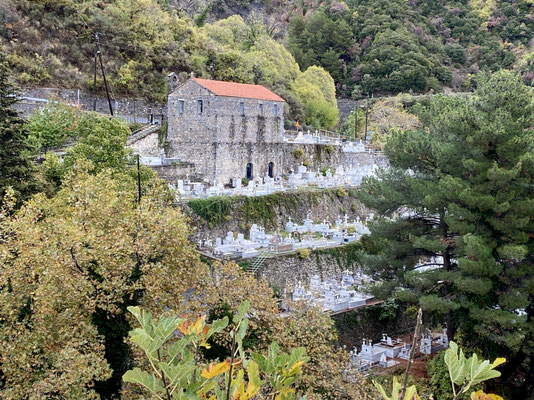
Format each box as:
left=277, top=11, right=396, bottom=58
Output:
left=0, top=164, right=205, bottom=399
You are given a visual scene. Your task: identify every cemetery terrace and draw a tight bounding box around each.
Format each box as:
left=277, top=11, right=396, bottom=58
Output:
left=198, top=213, right=372, bottom=260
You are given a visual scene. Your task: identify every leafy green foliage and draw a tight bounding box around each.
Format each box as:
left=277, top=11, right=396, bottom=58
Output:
left=287, top=0, right=523, bottom=96
left=426, top=351, right=457, bottom=400
left=373, top=376, right=419, bottom=400
left=123, top=301, right=309, bottom=400
left=444, top=342, right=505, bottom=398
left=27, top=101, right=152, bottom=192
left=62, top=113, right=132, bottom=173
left=188, top=196, right=234, bottom=228
left=341, top=108, right=365, bottom=140
left=0, top=165, right=205, bottom=399
left=292, top=65, right=339, bottom=129
left=27, top=100, right=81, bottom=152
left=374, top=341, right=505, bottom=400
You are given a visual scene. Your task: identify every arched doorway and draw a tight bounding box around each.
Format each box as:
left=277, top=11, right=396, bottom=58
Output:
left=246, top=163, right=253, bottom=180
left=268, top=162, right=274, bottom=178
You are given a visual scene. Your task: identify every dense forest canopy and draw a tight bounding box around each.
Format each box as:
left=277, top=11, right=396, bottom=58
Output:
left=287, top=0, right=531, bottom=96
left=1, top=0, right=533, bottom=107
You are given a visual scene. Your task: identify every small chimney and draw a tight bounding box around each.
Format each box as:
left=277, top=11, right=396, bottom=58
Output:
left=190, top=72, right=195, bottom=79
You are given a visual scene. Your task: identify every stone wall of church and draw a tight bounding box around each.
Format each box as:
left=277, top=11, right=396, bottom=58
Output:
left=167, top=79, right=284, bottom=184
left=147, top=140, right=387, bottom=185
left=150, top=162, right=202, bottom=182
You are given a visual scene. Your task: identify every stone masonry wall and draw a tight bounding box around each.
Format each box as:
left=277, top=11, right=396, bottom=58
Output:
left=14, top=87, right=164, bottom=122
left=167, top=79, right=284, bottom=184
left=258, top=248, right=360, bottom=291
left=281, top=143, right=388, bottom=173
left=150, top=139, right=388, bottom=185
left=182, top=188, right=373, bottom=243
left=337, top=98, right=357, bottom=123
left=129, top=131, right=160, bottom=157
left=151, top=162, right=202, bottom=182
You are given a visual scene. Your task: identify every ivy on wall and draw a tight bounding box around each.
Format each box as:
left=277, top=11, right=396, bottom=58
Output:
left=187, top=188, right=353, bottom=229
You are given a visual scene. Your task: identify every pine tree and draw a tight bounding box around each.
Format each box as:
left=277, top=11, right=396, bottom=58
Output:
left=0, top=54, right=39, bottom=205
left=359, top=71, right=534, bottom=397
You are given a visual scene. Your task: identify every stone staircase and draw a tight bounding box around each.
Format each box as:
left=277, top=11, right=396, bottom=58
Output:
left=247, top=249, right=272, bottom=274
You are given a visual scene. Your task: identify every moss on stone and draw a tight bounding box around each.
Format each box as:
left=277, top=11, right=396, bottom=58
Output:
left=187, top=188, right=362, bottom=231
left=187, top=196, right=234, bottom=228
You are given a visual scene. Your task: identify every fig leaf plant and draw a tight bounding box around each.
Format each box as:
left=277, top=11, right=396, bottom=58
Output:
left=123, top=301, right=309, bottom=400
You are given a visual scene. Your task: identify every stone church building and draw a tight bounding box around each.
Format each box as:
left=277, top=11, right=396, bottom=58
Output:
left=166, top=77, right=285, bottom=184
left=128, top=76, right=385, bottom=185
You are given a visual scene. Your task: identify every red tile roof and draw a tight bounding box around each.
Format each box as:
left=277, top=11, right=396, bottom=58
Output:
left=192, top=78, right=285, bottom=102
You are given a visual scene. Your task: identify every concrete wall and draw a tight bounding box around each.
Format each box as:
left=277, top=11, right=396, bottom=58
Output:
left=167, top=79, right=284, bottom=184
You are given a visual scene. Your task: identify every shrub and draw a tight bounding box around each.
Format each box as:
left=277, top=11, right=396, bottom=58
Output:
left=296, top=248, right=311, bottom=259
left=293, top=147, right=304, bottom=159
left=335, top=187, right=348, bottom=197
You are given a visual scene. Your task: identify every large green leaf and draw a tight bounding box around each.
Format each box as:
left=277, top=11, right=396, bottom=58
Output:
left=167, top=337, right=192, bottom=365
left=158, top=361, right=195, bottom=387
left=123, top=368, right=165, bottom=394
left=236, top=300, right=250, bottom=321
left=128, top=306, right=154, bottom=336
left=129, top=328, right=159, bottom=360
left=154, top=315, right=183, bottom=344
left=444, top=341, right=466, bottom=385
left=207, top=316, right=229, bottom=338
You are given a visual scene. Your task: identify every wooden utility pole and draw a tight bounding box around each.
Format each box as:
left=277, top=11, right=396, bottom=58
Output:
left=94, top=32, right=114, bottom=116
left=93, top=53, right=97, bottom=111
left=137, top=154, right=142, bottom=204
left=364, top=93, right=369, bottom=141
left=354, top=101, right=359, bottom=140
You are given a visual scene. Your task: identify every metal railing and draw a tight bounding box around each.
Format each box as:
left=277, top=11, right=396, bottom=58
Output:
left=248, top=249, right=272, bottom=274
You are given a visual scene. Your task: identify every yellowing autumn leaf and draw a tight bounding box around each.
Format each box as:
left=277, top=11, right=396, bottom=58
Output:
left=288, top=360, right=304, bottom=375
left=491, top=358, right=506, bottom=368
left=275, top=387, right=295, bottom=400
left=178, top=315, right=206, bottom=335
left=201, top=360, right=231, bottom=379
left=470, top=390, right=503, bottom=400
left=231, top=380, right=261, bottom=400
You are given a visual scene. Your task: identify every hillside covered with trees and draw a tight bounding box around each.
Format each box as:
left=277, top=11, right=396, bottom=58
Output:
left=1, top=9, right=534, bottom=396
left=1, top=0, right=534, bottom=109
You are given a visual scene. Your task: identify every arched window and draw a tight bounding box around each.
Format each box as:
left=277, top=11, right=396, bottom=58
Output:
left=246, top=163, right=253, bottom=180
left=268, top=162, right=274, bottom=178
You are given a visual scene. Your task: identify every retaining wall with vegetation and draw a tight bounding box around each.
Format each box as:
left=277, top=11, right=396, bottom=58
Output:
left=181, top=187, right=372, bottom=242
